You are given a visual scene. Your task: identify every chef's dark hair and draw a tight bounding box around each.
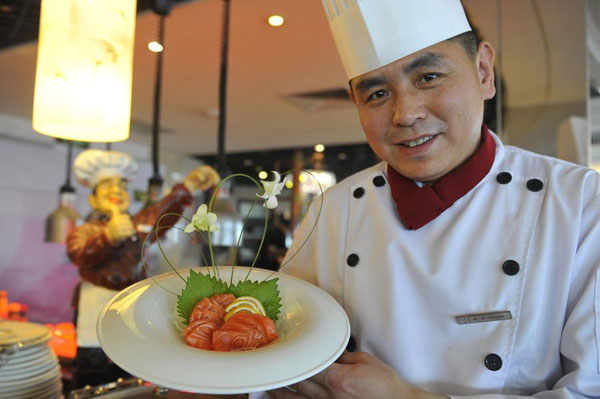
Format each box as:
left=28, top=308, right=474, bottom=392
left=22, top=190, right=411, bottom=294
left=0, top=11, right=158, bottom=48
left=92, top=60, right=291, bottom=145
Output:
left=452, top=8, right=505, bottom=132
left=448, top=5, right=481, bottom=60
left=448, top=30, right=479, bottom=59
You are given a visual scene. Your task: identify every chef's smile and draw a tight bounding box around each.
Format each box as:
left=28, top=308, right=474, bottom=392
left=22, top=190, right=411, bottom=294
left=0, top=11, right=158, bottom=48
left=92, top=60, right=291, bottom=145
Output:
left=397, top=134, right=439, bottom=148
left=393, top=133, right=441, bottom=158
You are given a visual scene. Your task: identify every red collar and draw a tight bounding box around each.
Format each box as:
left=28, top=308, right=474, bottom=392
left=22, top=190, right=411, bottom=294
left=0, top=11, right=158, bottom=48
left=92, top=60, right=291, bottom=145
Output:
left=387, top=125, right=496, bottom=230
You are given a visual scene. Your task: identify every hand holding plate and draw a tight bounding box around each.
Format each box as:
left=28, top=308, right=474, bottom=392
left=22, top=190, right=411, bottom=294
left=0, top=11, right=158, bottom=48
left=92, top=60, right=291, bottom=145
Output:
left=268, top=351, right=448, bottom=399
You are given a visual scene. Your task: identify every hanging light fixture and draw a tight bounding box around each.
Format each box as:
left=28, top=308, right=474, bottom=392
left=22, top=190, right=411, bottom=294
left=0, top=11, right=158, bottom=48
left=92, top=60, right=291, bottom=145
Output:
left=32, top=0, right=137, bottom=142
left=210, top=0, right=243, bottom=250
left=146, top=1, right=172, bottom=206
left=299, top=170, right=337, bottom=195
left=45, top=141, right=80, bottom=243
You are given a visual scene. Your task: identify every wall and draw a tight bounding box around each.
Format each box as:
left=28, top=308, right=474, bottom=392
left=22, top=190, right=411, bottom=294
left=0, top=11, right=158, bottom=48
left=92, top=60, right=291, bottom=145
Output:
left=0, top=132, right=81, bottom=323
left=503, top=101, right=587, bottom=158
left=0, top=113, right=205, bottom=323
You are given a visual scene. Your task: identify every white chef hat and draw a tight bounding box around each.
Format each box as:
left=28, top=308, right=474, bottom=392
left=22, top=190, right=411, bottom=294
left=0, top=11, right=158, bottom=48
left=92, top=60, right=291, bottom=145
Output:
left=322, top=0, right=472, bottom=80
left=74, top=149, right=138, bottom=188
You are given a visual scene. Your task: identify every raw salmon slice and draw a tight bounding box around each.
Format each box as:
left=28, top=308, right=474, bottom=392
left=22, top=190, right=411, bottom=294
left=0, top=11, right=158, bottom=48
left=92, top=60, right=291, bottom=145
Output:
left=189, top=296, right=226, bottom=326
left=212, top=312, right=278, bottom=351
left=185, top=293, right=235, bottom=350
left=212, top=293, right=235, bottom=308
left=184, top=319, right=218, bottom=350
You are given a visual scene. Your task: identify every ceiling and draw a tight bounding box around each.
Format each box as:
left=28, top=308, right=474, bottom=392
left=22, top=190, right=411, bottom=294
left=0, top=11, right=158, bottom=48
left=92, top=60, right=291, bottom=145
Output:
left=0, top=0, right=591, bottom=159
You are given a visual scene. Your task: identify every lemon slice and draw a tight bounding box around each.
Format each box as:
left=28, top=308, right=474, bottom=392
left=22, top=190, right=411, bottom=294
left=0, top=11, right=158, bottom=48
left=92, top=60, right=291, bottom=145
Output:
left=223, top=304, right=257, bottom=322
left=225, top=296, right=266, bottom=316
left=223, top=296, right=267, bottom=322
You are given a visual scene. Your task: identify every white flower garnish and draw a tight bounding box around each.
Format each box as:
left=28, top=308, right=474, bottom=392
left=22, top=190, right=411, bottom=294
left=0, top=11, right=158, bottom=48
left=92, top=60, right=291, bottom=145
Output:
left=257, top=171, right=286, bottom=209
left=184, top=204, right=218, bottom=233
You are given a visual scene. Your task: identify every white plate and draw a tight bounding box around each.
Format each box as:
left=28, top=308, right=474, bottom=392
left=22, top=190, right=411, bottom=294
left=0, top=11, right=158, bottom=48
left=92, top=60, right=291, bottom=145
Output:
left=0, top=354, right=56, bottom=376
left=0, top=344, right=48, bottom=364
left=1, top=349, right=54, bottom=370
left=0, top=364, right=60, bottom=393
left=98, top=266, right=350, bottom=394
left=0, top=356, right=57, bottom=382
left=4, top=378, right=61, bottom=399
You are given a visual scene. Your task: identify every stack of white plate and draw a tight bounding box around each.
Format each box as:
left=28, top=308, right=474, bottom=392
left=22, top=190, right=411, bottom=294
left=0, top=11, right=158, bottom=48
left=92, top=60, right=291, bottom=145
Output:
left=0, top=321, right=63, bottom=399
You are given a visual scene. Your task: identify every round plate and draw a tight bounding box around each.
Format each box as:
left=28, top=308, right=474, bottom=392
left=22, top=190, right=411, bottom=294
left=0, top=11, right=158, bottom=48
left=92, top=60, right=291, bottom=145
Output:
left=0, top=355, right=56, bottom=382
left=98, top=267, right=350, bottom=394
left=1, top=345, right=52, bottom=366
left=0, top=321, right=50, bottom=348
left=0, top=364, right=60, bottom=393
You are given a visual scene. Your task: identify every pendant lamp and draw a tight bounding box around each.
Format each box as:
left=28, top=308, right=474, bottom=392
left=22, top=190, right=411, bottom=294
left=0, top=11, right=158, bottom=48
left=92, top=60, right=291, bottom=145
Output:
left=146, top=0, right=172, bottom=206
left=210, top=0, right=243, bottom=250
left=45, top=141, right=80, bottom=243
left=32, top=0, right=137, bottom=142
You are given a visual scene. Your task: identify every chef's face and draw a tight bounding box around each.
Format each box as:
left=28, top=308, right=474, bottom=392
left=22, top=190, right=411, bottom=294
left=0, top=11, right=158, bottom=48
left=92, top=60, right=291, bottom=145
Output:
left=89, top=176, right=130, bottom=214
left=348, top=39, right=496, bottom=183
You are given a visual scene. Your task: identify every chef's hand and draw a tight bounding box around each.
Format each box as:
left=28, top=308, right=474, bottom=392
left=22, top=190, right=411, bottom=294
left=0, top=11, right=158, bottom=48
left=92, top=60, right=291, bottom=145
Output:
left=267, top=351, right=448, bottom=399
left=184, top=165, right=220, bottom=193
left=105, top=205, right=136, bottom=243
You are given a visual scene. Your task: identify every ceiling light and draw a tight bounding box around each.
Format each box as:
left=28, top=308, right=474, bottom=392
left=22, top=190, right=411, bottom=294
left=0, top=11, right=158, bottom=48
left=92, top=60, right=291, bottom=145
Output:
left=300, top=170, right=337, bottom=194
left=33, top=0, right=136, bottom=142
left=314, top=144, right=325, bottom=152
left=258, top=171, right=268, bottom=179
left=148, top=41, right=163, bottom=53
left=338, top=153, right=348, bottom=160
left=45, top=141, right=80, bottom=243
left=201, top=107, right=220, bottom=118
left=268, top=15, right=284, bottom=27
left=285, top=180, right=294, bottom=189
left=243, top=159, right=253, bottom=167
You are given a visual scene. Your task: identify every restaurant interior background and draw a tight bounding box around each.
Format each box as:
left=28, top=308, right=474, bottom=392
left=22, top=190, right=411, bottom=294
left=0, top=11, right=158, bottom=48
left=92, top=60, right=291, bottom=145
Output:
left=0, top=0, right=598, bottom=393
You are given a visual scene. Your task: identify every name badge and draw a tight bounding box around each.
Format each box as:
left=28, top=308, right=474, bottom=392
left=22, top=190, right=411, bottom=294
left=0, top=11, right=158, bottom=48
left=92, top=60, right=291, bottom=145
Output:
left=455, top=311, right=512, bottom=325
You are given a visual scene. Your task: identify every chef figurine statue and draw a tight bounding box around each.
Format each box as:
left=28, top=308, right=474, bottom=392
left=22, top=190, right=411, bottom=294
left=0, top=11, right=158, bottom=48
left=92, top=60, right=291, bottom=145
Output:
left=67, top=149, right=219, bottom=388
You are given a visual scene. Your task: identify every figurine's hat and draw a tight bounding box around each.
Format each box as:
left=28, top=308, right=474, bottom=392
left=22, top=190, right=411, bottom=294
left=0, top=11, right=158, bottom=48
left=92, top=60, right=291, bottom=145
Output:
left=321, top=0, right=471, bottom=80
left=74, top=149, right=138, bottom=188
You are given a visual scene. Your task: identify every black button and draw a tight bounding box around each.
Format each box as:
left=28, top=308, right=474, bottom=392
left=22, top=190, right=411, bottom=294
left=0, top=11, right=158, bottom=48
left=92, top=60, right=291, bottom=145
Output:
left=347, top=253, right=359, bottom=267
left=373, top=176, right=386, bottom=187
left=496, top=172, right=512, bottom=184
left=353, top=187, right=365, bottom=198
left=346, top=336, right=356, bottom=352
left=484, top=353, right=503, bottom=371
left=527, top=179, right=543, bottom=192
left=502, top=260, right=520, bottom=276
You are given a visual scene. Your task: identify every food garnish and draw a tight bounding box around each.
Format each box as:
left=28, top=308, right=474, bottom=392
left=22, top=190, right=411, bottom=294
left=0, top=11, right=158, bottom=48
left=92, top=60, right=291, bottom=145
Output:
left=142, top=170, right=323, bottom=352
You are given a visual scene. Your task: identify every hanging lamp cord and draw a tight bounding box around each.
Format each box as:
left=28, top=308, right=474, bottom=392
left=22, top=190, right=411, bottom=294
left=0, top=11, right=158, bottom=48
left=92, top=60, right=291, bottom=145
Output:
left=151, top=14, right=166, bottom=184
left=61, top=141, right=75, bottom=192
left=217, top=0, right=231, bottom=175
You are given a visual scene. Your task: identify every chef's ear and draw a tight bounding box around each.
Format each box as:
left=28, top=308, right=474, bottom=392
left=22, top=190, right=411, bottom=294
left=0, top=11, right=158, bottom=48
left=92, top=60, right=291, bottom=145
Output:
left=477, top=41, right=496, bottom=101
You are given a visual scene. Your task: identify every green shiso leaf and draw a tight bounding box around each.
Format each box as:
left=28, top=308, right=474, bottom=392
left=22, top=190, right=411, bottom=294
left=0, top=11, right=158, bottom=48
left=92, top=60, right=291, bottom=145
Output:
left=230, top=278, right=282, bottom=322
left=176, top=270, right=282, bottom=324
left=176, top=270, right=229, bottom=324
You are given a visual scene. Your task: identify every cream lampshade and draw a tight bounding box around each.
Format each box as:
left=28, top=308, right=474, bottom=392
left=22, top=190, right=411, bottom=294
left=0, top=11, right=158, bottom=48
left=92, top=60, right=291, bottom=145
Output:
left=33, top=0, right=137, bottom=142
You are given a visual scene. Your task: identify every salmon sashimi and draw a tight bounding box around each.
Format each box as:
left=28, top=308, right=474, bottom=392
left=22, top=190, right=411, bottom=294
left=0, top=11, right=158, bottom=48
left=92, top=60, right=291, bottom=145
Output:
left=211, top=293, right=235, bottom=308
left=185, top=293, right=235, bottom=350
left=189, top=296, right=227, bottom=326
left=184, top=319, right=218, bottom=350
left=212, top=312, right=278, bottom=352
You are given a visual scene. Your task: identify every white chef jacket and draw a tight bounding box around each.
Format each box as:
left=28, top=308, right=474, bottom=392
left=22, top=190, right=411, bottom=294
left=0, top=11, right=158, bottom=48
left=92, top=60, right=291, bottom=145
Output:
left=280, top=132, right=600, bottom=398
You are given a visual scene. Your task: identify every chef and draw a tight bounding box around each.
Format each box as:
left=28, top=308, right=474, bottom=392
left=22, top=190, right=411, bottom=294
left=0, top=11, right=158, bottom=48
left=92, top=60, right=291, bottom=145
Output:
left=267, top=0, right=600, bottom=398
left=68, top=149, right=219, bottom=388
